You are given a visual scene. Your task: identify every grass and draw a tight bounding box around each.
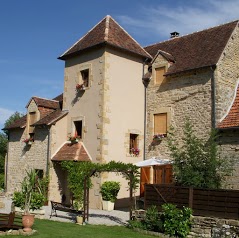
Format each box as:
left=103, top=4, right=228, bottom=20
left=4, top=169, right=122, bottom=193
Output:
left=13, top=219, right=159, bottom=238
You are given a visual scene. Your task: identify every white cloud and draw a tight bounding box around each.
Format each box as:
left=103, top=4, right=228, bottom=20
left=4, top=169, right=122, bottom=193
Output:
left=0, top=108, right=15, bottom=125
left=117, top=0, right=239, bottom=44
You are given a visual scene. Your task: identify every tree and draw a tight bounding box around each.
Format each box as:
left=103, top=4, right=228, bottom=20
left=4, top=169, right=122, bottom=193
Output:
left=3, top=111, right=24, bottom=136
left=167, top=120, right=234, bottom=189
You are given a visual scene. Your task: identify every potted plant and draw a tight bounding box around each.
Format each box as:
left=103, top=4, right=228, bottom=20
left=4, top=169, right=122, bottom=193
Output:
left=12, top=170, right=46, bottom=232
left=100, top=181, right=120, bottom=211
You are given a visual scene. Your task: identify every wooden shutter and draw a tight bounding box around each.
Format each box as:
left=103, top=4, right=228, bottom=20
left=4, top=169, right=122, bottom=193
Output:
left=155, top=67, right=165, bottom=85
left=140, top=167, right=150, bottom=197
left=153, top=165, right=173, bottom=184
left=154, top=113, right=167, bottom=134
left=29, top=112, right=36, bottom=133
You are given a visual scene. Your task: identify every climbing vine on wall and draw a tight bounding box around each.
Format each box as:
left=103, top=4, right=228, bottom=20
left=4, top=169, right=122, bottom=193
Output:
left=61, top=160, right=140, bottom=207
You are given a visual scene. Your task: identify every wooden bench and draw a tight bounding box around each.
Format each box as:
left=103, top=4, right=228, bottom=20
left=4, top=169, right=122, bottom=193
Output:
left=0, top=212, right=22, bottom=230
left=50, top=201, right=83, bottom=218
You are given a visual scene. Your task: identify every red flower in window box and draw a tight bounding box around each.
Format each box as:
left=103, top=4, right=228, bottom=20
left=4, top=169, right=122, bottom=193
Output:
left=76, top=84, right=85, bottom=90
left=130, top=148, right=140, bottom=156
left=23, top=138, right=34, bottom=145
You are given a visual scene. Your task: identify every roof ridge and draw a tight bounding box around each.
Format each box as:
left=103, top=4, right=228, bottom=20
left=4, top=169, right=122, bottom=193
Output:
left=104, top=15, right=110, bottom=41
left=109, top=16, right=152, bottom=58
left=145, top=19, right=239, bottom=48
left=32, top=96, right=58, bottom=102
left=59, top=15, right=109, bottom=58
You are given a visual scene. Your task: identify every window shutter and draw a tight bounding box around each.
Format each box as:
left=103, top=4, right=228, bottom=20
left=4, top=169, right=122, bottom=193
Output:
left=154, top=113, right=167, bottom=134
left=155, top=67, right=165, bottom=85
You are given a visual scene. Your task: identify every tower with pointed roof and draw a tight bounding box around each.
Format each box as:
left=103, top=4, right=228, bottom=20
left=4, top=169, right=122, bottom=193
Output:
left=55, top=15, right=151, bottom=207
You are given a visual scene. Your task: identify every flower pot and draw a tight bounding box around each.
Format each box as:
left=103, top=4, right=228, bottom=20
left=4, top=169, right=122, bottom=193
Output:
left=22, top=214, right=35, bottom=232
left=102, top=200, right=115, bottom=211
left=76, top=216, right=83, bottom=225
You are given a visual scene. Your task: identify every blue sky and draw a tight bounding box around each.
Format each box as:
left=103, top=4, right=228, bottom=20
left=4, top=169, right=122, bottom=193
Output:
left=0, top=0, right=239, bottom=129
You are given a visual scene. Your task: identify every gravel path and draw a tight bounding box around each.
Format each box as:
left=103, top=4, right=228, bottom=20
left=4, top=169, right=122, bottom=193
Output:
left=0, top=197, right=130, bottom=226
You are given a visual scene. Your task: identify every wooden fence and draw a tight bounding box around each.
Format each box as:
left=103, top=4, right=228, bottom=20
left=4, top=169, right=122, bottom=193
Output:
left=144, top=184, right=239, bottom=219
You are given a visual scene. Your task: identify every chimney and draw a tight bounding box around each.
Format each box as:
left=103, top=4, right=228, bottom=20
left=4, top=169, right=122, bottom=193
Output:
left=170, top=31, right=180, bottom=38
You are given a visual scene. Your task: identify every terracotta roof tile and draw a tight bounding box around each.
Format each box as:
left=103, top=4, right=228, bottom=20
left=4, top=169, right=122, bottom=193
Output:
left=59, top=15, right=151, bottom=60
left=52, top=142, right=91, bottom=162
left=26, top=97, right=60, bottom=109
left=145, top=20, right=238, bottom=75
left=3, top=115, right=27, bottom=130
left=218, top=86, right=239, bottom=129
left=38, top=107, right=55, bottom=119
left=52, top=93, right=63, bottom=103
left=33, top=110, right=68, bottom=126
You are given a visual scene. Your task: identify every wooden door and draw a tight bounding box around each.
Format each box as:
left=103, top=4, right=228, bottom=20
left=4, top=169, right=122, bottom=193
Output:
left=140, top=167, right=150, bottom=197
left=153, top=164, right=173, bottom=184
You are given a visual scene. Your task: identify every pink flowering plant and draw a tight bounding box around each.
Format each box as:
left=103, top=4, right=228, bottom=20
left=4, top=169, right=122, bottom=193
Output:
left=76, top=83, right=85, bottom=90
left=130, top=148, right=140, bottom=156
left=23, top=138, right=34, bottom=144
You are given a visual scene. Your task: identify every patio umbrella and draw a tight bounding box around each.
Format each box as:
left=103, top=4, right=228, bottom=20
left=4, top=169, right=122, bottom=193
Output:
left=134, top=157, right=172, bottom=167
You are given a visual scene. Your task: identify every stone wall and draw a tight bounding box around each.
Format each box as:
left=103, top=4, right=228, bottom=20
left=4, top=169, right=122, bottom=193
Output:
left=216, top=24, right=239, bottom=122
left=146, top=54, right=212, bottom=159
left=190, top=216, right=239, bottom=238
left=219, top=130, right=239, bottom=190
left=6, top=127, right=48, bottom=194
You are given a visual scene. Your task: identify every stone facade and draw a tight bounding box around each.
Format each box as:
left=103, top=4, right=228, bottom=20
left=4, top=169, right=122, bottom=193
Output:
left=190, top=216, right=239, bottom=238
left=146, top=55, right=212, bottom=159
left=145, top=26, right=239, bottom=188
left=6, top=126, right=48, bottom=193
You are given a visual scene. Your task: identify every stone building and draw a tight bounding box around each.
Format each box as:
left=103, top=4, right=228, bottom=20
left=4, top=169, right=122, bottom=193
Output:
left=143, top=20, right=239, bottom=189
left=4, top=17, right=239, bottom=207
left=4, top=15, right=150, bottom=208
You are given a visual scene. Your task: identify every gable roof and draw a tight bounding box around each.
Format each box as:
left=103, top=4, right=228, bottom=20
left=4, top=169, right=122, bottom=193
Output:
left=218, top=85, right=239, bottom=129
left=59, top=15, right=151, bottom=60
left=3, top=115, right=27, bottom=130
left=145, top=20, right=238, bottom=76
left=26, top=97, right=60, bottom=109
left=51, top=142, right=92, bottom=162
left=33, top=110, right=68, bottom=126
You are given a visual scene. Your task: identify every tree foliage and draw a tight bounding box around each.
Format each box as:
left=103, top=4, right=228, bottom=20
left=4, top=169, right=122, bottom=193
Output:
left=167, top=121, right=234, bottom=189
left=3, top=111, right=24, bottom=136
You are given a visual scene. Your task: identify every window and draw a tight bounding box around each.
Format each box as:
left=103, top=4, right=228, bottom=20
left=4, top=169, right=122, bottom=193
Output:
left=29, top=112, right=36, bottom=133
left=74, top=121, right=82, bottom=139
left=154, top=113, right=167, bottom=135
left=155, top=67, right=165, bottom=85
left=129, top=133, right=139, bottom=156
left=81, top=69, right=89, bottom=88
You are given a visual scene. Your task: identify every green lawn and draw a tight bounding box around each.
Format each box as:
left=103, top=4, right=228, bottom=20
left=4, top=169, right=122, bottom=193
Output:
left=14, top=219, right=158, bottom=238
